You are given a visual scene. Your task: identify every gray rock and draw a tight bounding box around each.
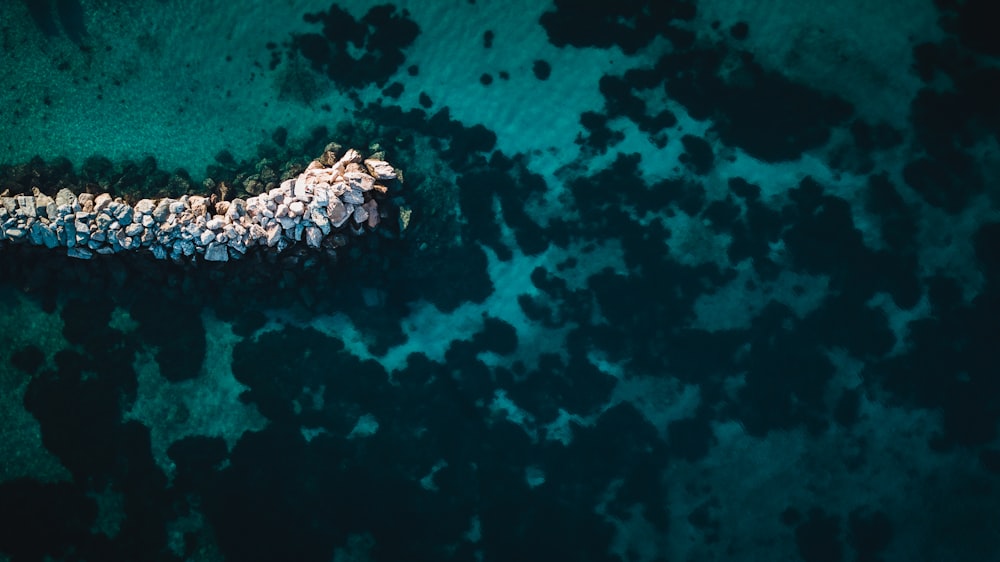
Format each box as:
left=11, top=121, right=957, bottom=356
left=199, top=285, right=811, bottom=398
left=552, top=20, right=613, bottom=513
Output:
left=78, top=193, right=95, bottom=212
left=339, top=148, right=362, bottom=165
left=188, top=196, right=209, bottom=217
left=30, top=222, right=59, bottom=248
left=153, top=199, right=172, bottom=222
left=365, top=206, right=380, bottom=228
left=135, top=199, right=155, bottom=215
left=67, top=246, right=93, bottom=260
left=114, top=203, right=133, bottom=225
left=169, top=201, right=186, bottom=214
left=228, top=239, right=247, bottom=254
left=305, top=226, right=323, bottom=248
left=204, top=242, right=229, bottom=262
left=313, top=186, right=330, bottom=207
left=364, top=159, right=397, bottom=181
left=125, top=223, right=145, bottom=237
left=248, top=224, right=266, bottom=242
left=199, top=230, right=216, bottom=245
left=95, top=213, right=114, bottom=229
left=62, top=221, right=76, bottom=246
left=56, top=188, right=77, bottom=208
left=226, top=198, right=246, bottom=220
left=16, top=196, right=36, bottom=218
left=353, top=205, right=369, bottom=224
left=93, top=193, right=112, bottom=213
left=289, top=201, right=305, bottom=216
left=34, top=192, right=55, bottom=218
left=265, top=223, right=282, bottom=247
left=345, top=171, right=376, bottom=192
left=342, top=187, right=364, bottom=205
left=294, top=175, right=312, bottom=199
left=312, top=212, right=331, bottom=235
left=328, top=199, right=350, bottom=228
left=329, top=181, right=348, bottom=197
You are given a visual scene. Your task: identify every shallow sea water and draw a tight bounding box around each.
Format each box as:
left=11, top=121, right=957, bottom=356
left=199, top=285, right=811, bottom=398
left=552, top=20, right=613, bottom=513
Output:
left=1, top=1, right=999, bottom=561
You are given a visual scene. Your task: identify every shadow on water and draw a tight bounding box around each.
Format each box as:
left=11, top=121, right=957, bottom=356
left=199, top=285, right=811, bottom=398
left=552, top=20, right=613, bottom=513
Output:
left=19, top=0, right=88, bottom=46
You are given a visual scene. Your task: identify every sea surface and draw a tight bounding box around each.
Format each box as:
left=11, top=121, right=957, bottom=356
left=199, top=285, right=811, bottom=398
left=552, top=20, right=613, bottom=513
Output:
left=1, top=1, right=999, bottom=561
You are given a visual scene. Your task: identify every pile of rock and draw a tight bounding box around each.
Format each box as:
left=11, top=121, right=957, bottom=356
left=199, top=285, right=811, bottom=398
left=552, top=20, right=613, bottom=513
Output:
left=0, top=148, right=397, bottom=262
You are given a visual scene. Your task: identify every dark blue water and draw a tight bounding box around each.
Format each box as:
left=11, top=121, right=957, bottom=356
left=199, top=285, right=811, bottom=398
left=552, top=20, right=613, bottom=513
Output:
left=2, top=1, right=999, bottom=561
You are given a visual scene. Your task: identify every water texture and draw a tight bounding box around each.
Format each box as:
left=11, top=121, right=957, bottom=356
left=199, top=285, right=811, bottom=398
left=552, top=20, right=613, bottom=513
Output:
left=1, top=1, right=999, bottom=561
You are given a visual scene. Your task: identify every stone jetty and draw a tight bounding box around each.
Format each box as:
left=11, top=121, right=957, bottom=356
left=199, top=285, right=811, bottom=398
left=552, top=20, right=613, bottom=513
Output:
left=0, top=148, right=397, bottom=262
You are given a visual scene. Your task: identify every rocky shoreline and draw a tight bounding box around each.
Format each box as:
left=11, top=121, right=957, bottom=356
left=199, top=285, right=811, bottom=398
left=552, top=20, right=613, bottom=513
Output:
left=0, top=147, right=399, bottom=262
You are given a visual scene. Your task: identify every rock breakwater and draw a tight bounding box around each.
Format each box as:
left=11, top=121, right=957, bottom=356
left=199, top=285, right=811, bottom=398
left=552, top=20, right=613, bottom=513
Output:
left=0, top=148, right=398, bottom=262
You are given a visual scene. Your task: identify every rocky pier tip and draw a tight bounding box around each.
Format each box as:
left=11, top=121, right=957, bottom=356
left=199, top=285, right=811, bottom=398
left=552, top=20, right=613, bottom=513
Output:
left=0, top=147, right=400, bottom=263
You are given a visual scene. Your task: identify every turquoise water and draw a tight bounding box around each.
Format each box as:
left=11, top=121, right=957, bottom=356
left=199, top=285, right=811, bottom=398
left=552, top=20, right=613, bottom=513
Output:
left=2, top=1, right=999, bottom=560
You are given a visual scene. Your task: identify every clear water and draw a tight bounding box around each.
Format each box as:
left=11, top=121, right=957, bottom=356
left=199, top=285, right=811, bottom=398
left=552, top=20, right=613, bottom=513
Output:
left=1, top=1, right=999, bottom=560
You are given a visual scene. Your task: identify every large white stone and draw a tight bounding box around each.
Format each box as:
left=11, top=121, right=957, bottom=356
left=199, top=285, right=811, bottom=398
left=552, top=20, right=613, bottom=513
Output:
left=294, top=175, right=311, bottom=199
